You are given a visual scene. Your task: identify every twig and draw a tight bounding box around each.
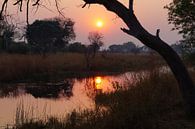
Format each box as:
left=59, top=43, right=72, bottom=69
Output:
left=82, top=3, right=88, bottom=8
left=40, top=4, right=55, bottom=14
left=156, top=29, right=160, bottom=38
left=121, top=28, right=136, bottom=37
left=20, top=0, right=23, bottom=11
left=129, top=0, right=134, bottom=13
left=32, top=0, right=41, bottom=6
left=13, top=0, right=21, bottom=5
left=26, top=0, right=30, bottom=25
left=0, top=0, right=9, bottom=20
left=54, top=0, right=66, bottom=18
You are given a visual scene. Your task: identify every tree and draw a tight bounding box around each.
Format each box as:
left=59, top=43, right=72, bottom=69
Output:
left=26, top=17, right=75, bottom=53
left=109, top=44, right=124, bottom=53
left=68, top=42, right=86, bottom=53
left=84, top=32, right=104, bottom=70
left=165, top=0, right=195, bottom=53
left=88, top=31, right=104, bottom=57
left=0, top=17, right=15, bottom=50
left=1, top=0, right=195, bottom=117
left=109, top=42, right=138, bottom=53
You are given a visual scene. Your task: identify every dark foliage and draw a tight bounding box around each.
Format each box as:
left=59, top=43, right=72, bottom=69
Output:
left=0, top=18, right=15, bottom=51
left=109, top=42, right=139, bottom=53
left=26, top=17, right=75, bottom=54
left=165, top=0, right=195, bottom=52
left=68, top=42, right=86, bottom=53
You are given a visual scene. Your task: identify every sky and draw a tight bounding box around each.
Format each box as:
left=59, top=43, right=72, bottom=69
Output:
left=4, top=0, right=182, bottom=47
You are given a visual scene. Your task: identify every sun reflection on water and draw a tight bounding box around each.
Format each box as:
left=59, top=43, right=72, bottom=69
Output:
left=95, top=77, right=102, bottom=90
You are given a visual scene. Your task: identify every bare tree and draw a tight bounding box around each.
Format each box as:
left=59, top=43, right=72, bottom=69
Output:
left=88, top=31, right=103, bottom=58
left=84, top=32, right=103, bottom=70
left=1, top=0, right=195, bottom=117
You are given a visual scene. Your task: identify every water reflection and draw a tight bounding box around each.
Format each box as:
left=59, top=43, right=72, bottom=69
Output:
left=26, top=80, right=73, bottom=99
left=0, top=80, right=73, bottom=98
left=82, top=75, right=126, bottom=98
left=95, top=77, right=102, bottom=89
left=0, top=72, right=138, bottom=127
left=0, top=72, right=138, bottom=99
left=0, top=84, right=25, bottom=98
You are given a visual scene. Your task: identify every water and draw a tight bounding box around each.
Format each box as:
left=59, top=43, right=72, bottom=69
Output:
left=0, top=72, right=139, bottom=128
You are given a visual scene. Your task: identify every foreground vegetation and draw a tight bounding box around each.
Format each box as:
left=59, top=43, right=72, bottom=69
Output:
left=10, top=69, right=195, bottom=129
left=0, top=53, right=164, bottom=82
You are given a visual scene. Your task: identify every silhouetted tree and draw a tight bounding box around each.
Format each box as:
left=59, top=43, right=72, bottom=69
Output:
left=109, top=44, right=123, bottom=53
left=88, top=31, right=104, bottom=57
left=84, top=32, right=104, bottom=70
left=68, top=42, right=86, bottom=53
left=165, top=0, right=195, bottom=53
left=109, top=42, right=139, bottom=53
left=0, top=17, right=15, bottom=51
left=26, top=17, right=75, bottom=54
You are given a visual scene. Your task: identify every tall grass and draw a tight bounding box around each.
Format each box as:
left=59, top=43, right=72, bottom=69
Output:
left=0, top=53, right=85, bottom=82
left=0, top=53, right=164, bottom=82
left=10, top=69, right=195, bottom=129
left=14, top=101, right=50, bottom=127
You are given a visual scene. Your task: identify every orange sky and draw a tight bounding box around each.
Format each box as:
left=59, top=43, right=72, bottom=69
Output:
left=4, top=0, right=181, bottom=47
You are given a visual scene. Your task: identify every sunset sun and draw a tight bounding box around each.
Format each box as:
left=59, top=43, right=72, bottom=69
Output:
left=96, top=20, right=104, bottom=28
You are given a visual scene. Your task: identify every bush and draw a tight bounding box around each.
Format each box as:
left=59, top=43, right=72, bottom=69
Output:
left=8, top=42, right=30, bottom=54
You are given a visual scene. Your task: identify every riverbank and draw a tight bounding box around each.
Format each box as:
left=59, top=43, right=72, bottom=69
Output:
left=10, top=69, right=195, bottom=129
left=0, top=53, right=164, bottom=83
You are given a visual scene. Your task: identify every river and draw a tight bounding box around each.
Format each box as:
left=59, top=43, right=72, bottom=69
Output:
left=0, top=71, right=144, bottom=128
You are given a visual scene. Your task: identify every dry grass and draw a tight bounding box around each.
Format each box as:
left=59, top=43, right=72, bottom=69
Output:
left=0, top=53, right=164, bottom=82
left=0, top=53, right=85, bottom=82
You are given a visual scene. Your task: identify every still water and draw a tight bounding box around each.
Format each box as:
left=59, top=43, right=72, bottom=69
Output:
left=0, top=72, right=140, bottom=128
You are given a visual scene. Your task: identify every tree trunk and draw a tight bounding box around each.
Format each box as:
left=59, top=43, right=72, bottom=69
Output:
left=82, top=0, right=195, bottom=117
left=136, top=29, right=195, bottom=117
left=125, top=15, right=195, bottom=117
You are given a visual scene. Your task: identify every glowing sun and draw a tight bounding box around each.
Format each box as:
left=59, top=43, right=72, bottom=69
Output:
left=96, top=20, right=104, bottom=28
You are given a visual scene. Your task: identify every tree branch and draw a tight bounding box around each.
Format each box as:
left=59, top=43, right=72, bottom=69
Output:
left=13, top=0, right=23, bottom=12
left=54, top=0, right=66, bottom=18
left=26, top=0, right=30, bottom=25
left=32, top=0, right=41, bottom=6
left=13, top=0, right=21, bottom=5
left=82, top=3, right=88, bottom=8
left=0, top=0, right=9, bottom=20
left=156, top=29, right=160, bottom=38
left=82, top=0, right=144, bottom=38
left=129, top=0, right=134, bottom=13
left=83, top=0, right=131, bottom=25
left=121, top=28, right=136, bottom=37
left=20, top=0, right=23, bottom=12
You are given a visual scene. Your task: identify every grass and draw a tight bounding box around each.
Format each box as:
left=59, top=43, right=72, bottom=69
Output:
left=0, top=53, right=164, bottom=82
left=10, top=69, right=195, bottom=129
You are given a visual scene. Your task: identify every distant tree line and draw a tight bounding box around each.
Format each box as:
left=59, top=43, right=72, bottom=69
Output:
left=0, top=17, right=105, bottom=55
left=0, top=16, right=186, bottom=55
